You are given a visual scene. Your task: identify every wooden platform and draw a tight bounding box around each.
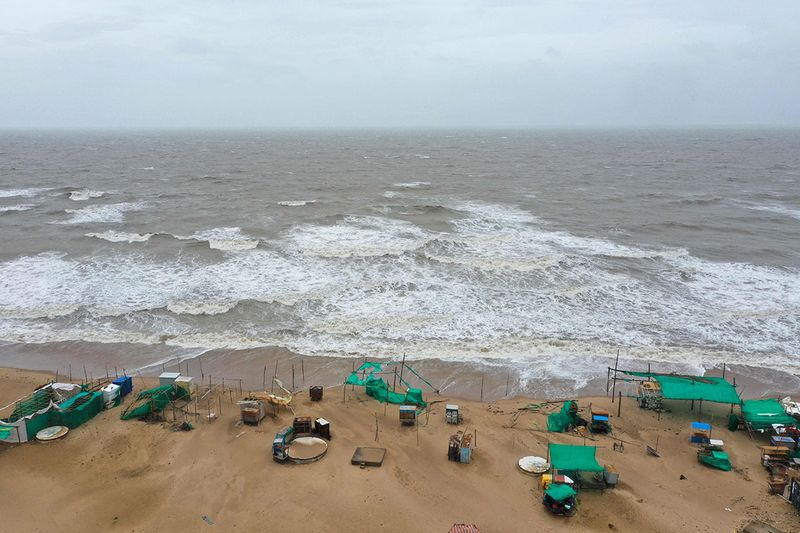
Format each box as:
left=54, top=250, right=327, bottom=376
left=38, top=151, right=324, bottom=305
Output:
left=351, top=447, right=386, bottom=467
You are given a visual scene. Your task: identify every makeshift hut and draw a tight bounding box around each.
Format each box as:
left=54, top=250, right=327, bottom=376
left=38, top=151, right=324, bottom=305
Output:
left=548, top=443, right=610, bottom=489
left=741, top=399, right=797, bottom=431
left=0, top=383, right=103, bottom=443
left=620, top=371, right=740, bottom=409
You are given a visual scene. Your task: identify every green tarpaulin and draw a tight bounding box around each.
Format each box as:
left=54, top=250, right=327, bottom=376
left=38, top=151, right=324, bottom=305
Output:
left=741, top=399, right=796, bottom=430
left=698, top=450, right=732, bottom=471
left=548, top=444, right=604, bottom=472
left=121, top=385, right=188, bottom=420
left=545, top=483, right=577, bottom=501
left=621, top=372, right=740, bottom=404
left=547, top=401, right=579, bottom=432
left=345, top=362, right=427, bottom=408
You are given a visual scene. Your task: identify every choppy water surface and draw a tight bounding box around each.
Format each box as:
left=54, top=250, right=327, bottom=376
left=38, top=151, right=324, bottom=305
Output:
left=1, top=129, right=798, bottom=379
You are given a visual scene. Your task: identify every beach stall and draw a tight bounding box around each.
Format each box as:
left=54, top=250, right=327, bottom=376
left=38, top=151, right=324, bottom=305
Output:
left=543, top=483, right=578, bottom=516
left=619, top=371, right=741, bottom=411
left=120, top=384, right=189, bottom=421
left=548, top=443, right=611, bottom=490
left=742, top=399, right=797, bottom=432
left=112, top=375, right=133, bottom=398
left=0, top=382, right=99, bottom=443
left=589, top=407, right=611, bottom=434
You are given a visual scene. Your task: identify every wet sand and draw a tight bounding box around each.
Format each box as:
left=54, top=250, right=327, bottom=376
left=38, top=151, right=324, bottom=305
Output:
left=1, top=366, right=798, bottom=533
left=1, top=341, right=799, bottom=402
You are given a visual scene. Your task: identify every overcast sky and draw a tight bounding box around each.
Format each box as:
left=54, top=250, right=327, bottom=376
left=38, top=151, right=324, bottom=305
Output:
left=1, top=1, right=799, bottom=128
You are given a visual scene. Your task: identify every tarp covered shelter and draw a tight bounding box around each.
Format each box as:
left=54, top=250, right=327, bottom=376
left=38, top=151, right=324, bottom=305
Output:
left=741, top=399, right=796, bottom=430
left=0, top=383, right=102, bottom=443
left=620, top=372, right=740, bottom=404
left=548, top=444, right=604, bottom=472
left=547, top=401, right=579, bottom=432
left=345, top=362, right=427, bottom=408
left=545, top=483, right=577, bottom=502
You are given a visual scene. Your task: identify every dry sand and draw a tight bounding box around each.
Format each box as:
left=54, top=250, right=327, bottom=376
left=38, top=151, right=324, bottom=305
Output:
left=1, top=366, right=798, bottom=533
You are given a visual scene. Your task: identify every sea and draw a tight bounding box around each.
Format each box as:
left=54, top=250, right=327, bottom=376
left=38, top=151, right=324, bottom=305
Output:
left=1, top=129, right=799, bottom=391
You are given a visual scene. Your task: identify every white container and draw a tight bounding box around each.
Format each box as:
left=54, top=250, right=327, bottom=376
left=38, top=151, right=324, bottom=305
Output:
left=174, top=376, right=193, bottom=396
left=101, top=383, right=121, bottom=404
left=159, top=372, right=181, bottom=386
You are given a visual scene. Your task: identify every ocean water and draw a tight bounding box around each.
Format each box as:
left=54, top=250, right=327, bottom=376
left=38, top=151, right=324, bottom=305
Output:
left=0, top=129, right=798, bottom=381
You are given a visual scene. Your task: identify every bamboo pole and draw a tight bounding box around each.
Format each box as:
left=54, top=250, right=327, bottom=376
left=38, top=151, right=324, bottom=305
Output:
left=617, top=391, right=622, bottom=418
left=611, top=349, right=620, bottom=403
left=480, top=374, right=484, bottom=403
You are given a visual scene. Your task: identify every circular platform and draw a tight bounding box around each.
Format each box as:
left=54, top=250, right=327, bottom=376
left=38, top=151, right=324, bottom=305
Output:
left=518, top=455, right=549, bottom=475
left=36, top=425, right=69, bottom=442
left=287, top=436, right=328, bottom=464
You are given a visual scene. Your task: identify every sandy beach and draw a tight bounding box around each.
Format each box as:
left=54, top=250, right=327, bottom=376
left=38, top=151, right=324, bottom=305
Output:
left=1, top=365, right=798, bottom=533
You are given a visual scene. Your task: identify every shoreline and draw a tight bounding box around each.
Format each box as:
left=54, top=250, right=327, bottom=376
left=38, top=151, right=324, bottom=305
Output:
left=1, top=340, right=798, bottom=402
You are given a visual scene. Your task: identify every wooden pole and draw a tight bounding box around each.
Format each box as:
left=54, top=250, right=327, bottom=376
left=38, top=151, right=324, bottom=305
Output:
left=722, top=363, right=726, bottom=380
left=505, top=373, right=510, bottom=397
left=611, top=349, right=620, bottom=403
left=69, top=364, right=72, bottom=382
left=105, top=365, right=109, bottom=379
left=480, top=374, right=484, bottom=403
left=292, top=364, right=295, bottom=391
left=263, top=365, right=267, bottom=389
left=83, top=365, right=88, bottom=383
left=399, top=353, right=407, bottom=386
left=393, top=367, right=397, bottom=393
left=199, top=354, right=204, bottom=380
left=384, top=381, right=388, bottom=416
left=272, top=360, right=278, bottom=393
left=606, top=367, right=610, bottom=395
left=301, top=359, right=305, bottom=384
left=699, top=399, right=703, bottom=418
left=617, top=391, right=622, bottom=418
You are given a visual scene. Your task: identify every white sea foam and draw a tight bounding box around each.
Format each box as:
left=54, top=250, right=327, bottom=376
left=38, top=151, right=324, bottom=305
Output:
left=746, top=204, right=800, bottom=220
left=0, top=200, right=798, bottom=376
left=175, top=227, right=259, bottom=251
left=383, top=191, right=401, bottom=199
left=0, top=204, right=36, bottom=213
left=58, top=202, right=148, bottom=224
left=392, top=181, right=431, bottom=189
left=69, top=190, right=107, bottom=201
left=0, top=187, right=52, bottom=198
left=284, top=215, right=430, bottom=257
left=277, top=200, right=315, bottom=207
left=166, top=301, right=238, bottom=316
left=86, top=231, right=154, bottom=243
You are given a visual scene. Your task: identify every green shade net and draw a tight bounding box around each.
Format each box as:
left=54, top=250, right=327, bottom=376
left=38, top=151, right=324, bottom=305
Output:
left=548, top=444, right=604, bottom=472
left=547, top=401, right=579, bottom=432
left=621, top=372, right=740, bottom=404
left=545, top=483, right=577, bottom=501
left=121, top=385, right=189, bottom=420
left=699, top=450, right=732, bottom=471
left=741, top=399, right=796, bottom=430
left=345, top=362, right=427, bottom=408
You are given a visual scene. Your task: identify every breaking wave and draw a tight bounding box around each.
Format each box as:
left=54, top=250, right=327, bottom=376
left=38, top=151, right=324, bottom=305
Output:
left=277, top=200, right=316, bottom=207
left=174, top=227, right=259, bottom=251
left=0, top=187, right=52, bottom=198
left=58, top=202, right=148, bottom=224
left=0, top=204, right=36, bottom=213
left=392, top=181, right=431, bottom=189
left=69, top=190, right=107, bottom=201
left=86, top=231, right=155, bottom=243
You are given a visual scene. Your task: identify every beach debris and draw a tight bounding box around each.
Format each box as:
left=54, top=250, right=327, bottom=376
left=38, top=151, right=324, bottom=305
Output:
left=201, top=515, right=215, bottom=525
left=679, top=474, right=687, bottom=480
left=246, top=378, right=293, bottom=415
left=172, top=421, right=193, bottom=432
